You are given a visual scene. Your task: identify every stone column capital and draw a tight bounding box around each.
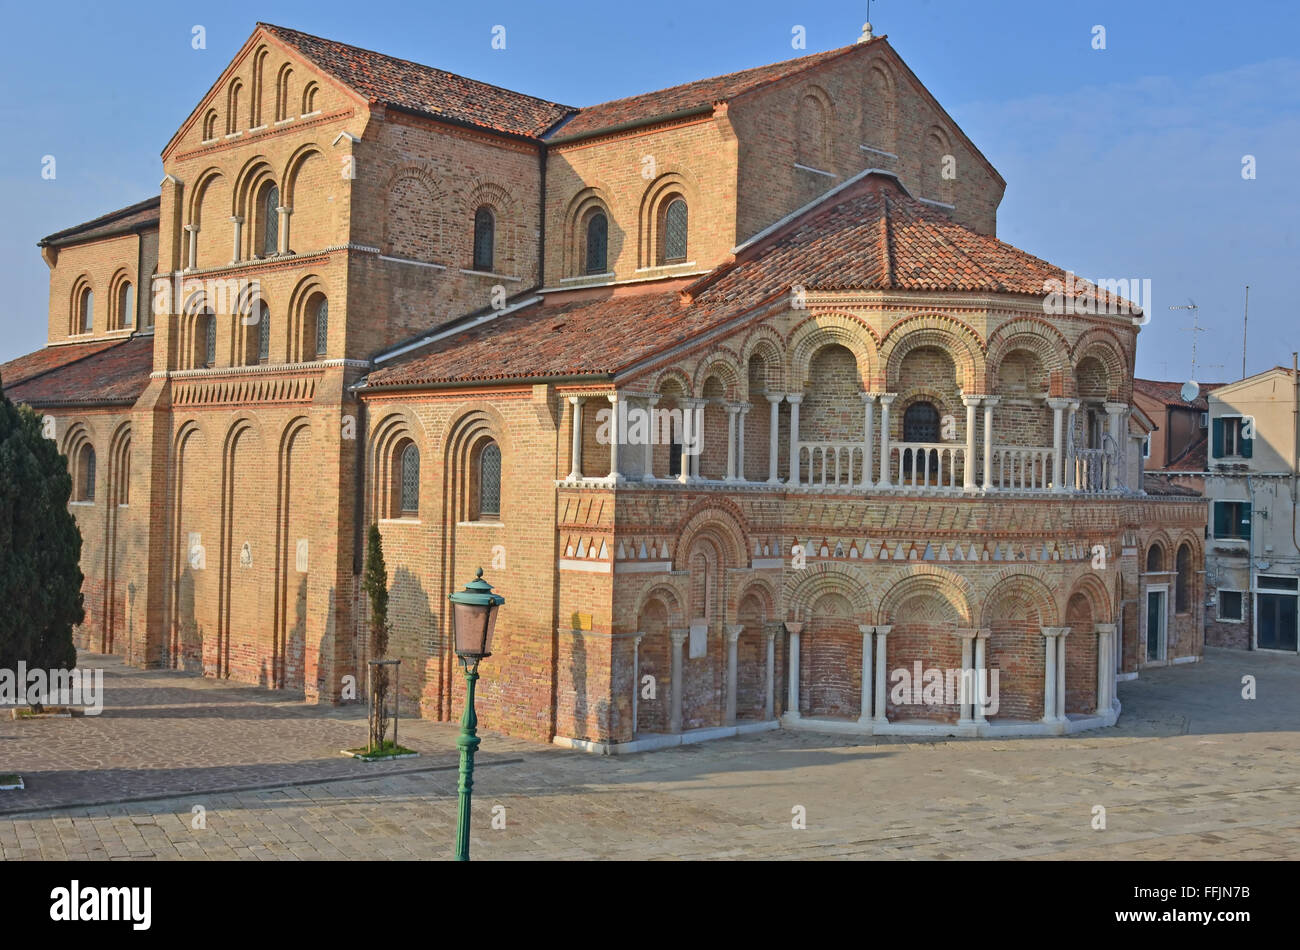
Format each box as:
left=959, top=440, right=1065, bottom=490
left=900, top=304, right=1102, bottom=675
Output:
left=725, top=623, right=745, bottom=643
left=1067, top=398, right=1081, bottom=410
left=961, top=394, right=984, bottom=408
left=763, top=624, right=779, bottom=641
left=1046, top=397, right=1073, bottom=410
left=877, top=393, right=898, bottom=406
left=229, top=215, right=244, bottom=224
left=1103, top=401, right=1129, bottom=413
left=738, top=402, right=751, bottom=415
left=981, top=396, right=1001, bottom=408
left=975, top=627, right=992, bottom=638
left=607, top=391, right=620, bottom=405
left=726, top=402, right=744, bottom=415
left=632, top=632, right=645, bottom=646
left=568, top=394, right=586, bottom=406
left=873, top=624, right=893, bottom=637
left=786, top=393, right=803, bottom=405
left=861, top=391, right=878, bottom=404
left=184, top=224, right=199, bottom=233
left=1094, top=622, right=1117, bottom=635
left=645, top=393, right=661, bottom=406
left=765, top=391, right=786, bottom=404
left=669, top=629, right=689, bottom=646
left=276, top=205, right=292, bottom=216
left=954, top=627, right=979, bottom=640
left=857, top=624, right=876, bottom=636
left=683, top=396, right=706, bottom=409
left=783, top=621, right=805, bottom=636
left=1041, top=626, right=1071, bottom=639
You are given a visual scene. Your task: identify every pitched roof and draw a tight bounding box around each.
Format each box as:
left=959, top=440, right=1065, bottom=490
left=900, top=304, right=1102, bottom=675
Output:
left=1132, top=377, right=1224, bottom=411
left=2, top=337, right=154, bottom=408
left=367, top=172, right=1120, bottom=390
left=0, top=339, right=123, bottom=388
left=1143, top=473, right=1203, bottom=497
left=260, top=23, right=575, bottom=139
left=691, top=171, right=1133, bottom=305
left=38, top=197, right=160, bottom=248
left=552, top=42, right=870, bottom=140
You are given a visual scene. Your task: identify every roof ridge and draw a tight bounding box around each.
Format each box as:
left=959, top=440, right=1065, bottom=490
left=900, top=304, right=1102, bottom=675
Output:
left=260, top=22, right=577, bottom=112
left=1, top=337, right=133, bottom=393
left=879, top=189, right=896, bottom=289
left=38, top=196, right=161, bottom=246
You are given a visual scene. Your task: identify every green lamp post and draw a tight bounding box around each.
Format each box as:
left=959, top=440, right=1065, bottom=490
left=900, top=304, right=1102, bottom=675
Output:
left=447, top=567, right=505, bottom=862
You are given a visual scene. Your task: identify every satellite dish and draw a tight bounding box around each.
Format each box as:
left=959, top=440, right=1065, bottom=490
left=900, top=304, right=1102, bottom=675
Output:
left=1180, top=380, right=1200, bottom=402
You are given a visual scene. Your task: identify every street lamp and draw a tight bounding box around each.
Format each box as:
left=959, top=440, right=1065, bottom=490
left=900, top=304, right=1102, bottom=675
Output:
left=447, top=567, right=504, bottom=861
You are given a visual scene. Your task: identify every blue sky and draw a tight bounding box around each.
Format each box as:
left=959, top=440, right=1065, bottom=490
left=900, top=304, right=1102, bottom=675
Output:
left=1, top=0, right=1296, bottom=380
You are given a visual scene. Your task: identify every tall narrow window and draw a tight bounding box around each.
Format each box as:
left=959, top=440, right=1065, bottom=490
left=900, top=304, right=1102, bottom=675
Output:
left=663, top=198, right=688, bottom=263
left=479, top=441, right=501, bottom=519
left=204, top=313, right=216, bottom=367
left=585, top=211, right=608, bottom=275
left=119, top=283, right=134, bottom=329
left=400, top=442, right=420, bottom=516
left=314, top=298, right=328, bottom=357
left=258, top=304, right=270, bottom=361
left=80, top=288, right=94, bottom=333
left=473, top=207, right=495, bottom=272
left=1175, top=543, right=1192, bottom=612
left=263, top=185, right=279, bottom=256
left=79, top=445, right=96, bottom=502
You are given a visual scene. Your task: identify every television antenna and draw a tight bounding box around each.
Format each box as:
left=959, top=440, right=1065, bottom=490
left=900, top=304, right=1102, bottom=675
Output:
left=1170, top=300, right=1203, bottom=400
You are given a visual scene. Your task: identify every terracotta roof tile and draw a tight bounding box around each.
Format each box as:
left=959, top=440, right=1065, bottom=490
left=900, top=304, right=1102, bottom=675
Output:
left=368, top=172, right=1116, bottom=390
left=3, top=337, right=153, bottom=408
left=1, top=339, right=123, bottom=388
left=261, top=23, right=575, bottom=139
left=1132, top=377, right=1224, bottom=410
left=554, top=42, right=867, bottom=139
left=38, top=197, right=160, bottom=248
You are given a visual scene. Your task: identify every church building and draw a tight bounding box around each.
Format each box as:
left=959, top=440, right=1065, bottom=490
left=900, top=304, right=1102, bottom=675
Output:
left=2, top=22, right=1207, bottom=751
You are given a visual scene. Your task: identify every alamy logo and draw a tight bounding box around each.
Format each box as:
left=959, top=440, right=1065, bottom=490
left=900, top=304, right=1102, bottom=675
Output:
left=50, top=881, right=151, bottom=930
left=1042, top=271, right=1152, bottom=325
left=0, top=663, right=103, bottom=714
left=889, top=662, right=1000, bottom=715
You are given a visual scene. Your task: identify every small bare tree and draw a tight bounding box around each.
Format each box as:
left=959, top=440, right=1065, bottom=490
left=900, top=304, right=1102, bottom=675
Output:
left=361, top=524, right=391, bottom=753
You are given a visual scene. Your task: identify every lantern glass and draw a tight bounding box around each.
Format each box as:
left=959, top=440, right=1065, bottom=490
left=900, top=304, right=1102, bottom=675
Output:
left=453, top=601, right=487, bottom=657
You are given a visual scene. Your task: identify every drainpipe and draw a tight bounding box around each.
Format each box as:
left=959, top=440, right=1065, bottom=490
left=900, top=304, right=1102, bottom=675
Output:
left=1247, top=473, right=1257, bottom=650
left=1292, top=353, right=1298, bottom=557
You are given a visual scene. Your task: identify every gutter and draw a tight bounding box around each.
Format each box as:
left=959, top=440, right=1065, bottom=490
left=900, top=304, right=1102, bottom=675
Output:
left=357, top=371, right=611, bottom=395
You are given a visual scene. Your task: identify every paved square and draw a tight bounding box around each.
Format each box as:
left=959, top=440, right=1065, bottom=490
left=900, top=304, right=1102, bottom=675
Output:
left=1, top=648, right=1296, bottom=859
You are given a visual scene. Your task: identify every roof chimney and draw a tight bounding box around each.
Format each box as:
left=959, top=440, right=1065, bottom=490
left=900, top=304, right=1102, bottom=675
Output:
left=857, top=22, right=874, bottom=43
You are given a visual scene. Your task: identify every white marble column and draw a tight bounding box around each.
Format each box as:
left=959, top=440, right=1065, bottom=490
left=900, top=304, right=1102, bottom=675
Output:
left=229, top=216, right=243, bottom=265
left=787, top=394, right=803, bottom=487
left=678, top=399, right=694, bottom=484
left=857, top=624, right=875, bottom=725
left=1055, top=626, right=1070, bottom=720
left=766, top=393, right=783, bottom=484
left=725, top=623, right=744, bottom=725
left=1047, top=397, right=1071, bottom=492
left=736, top=404, right=749, bottom=482
left=873, top=625, right=892, bottom=723
left=725, top=404, right=741, bottom=481
left=185, top=224, right=199, bottom=271
left=974, top=628, right=990, bottom=723
left=784, top=621, right=803, bottom=718
left=1105, top=401, right=1128, bottom=490
left=632, top=633, right=644, bottom=736
left=669, top=629, right=688, bottom=733
left=1065, top=399, right=1080, bottom=489
left=568, top=396, right=585, bottom=481
left=861, top=393, right=877, bottom=489
left=607, top=393, right=622, bottom=483
left=693, top=400, right=706, bottom=480
left=962, top=395, right=981, bottom=492
left=1042, top=627, right=1059, bottom=723
left=764, top=625, right=777, bottom=720
left=956, top=628, right=976, bottom=724
left=981, top=397, right=1000, bottom=491
left=877, top=394, right=896, bottom=488
left=276, top=205, right=292, bottom=254
left=1095, top=623, right=1117, bottom=713
left=643, top=394, right=659, bottom=480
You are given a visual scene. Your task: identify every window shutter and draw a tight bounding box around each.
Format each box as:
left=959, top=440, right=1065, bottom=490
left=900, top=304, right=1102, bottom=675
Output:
left=1211, top=418, right=1223, bottom=458
left=1241, top=423, right=1254, bottom=458
left=1241, top=504, right=1252, bottom=540
left=1213, top=502, right=1229, bottom=537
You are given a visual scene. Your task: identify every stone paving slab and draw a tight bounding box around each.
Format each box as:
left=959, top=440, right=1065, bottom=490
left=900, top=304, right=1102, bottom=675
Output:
left=0, top=647, right=1297, bottom=859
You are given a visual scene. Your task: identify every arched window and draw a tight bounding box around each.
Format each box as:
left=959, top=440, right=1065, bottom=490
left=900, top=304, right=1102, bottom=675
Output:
left=118, top=282, right=134, bottom=329
left=79, top=288, right=94, bottom=333
left=1146, top=545, right=1164, bottom=573
left=257, top=304, right=270, bottom=362
left=314, top=298, right=328, bottom=358
left=302, top=82, right=318, bottom=114
left=204, top=312, right=217, bottom=367
left=262, top=185, right=279, bottom=256
left=478, top=441, right=501, bottom=519
left=399, top=442, right=420, bottom=516
left=1176, top=543, right=1193, bottom=612
left=473, top=206, right=495, bottom=272
left=77, top=445, right=96, bottom=502
left=585, top=211, right=608, bottom=275
left=796, top=94, right=829, bottom=168
left=903, top=402, right=940, bottom=443
left=146, top=269, right=156, bottom=329
left=662, top=198, right=688, bottom=264
left=203, top=110, right=218, bottom=140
